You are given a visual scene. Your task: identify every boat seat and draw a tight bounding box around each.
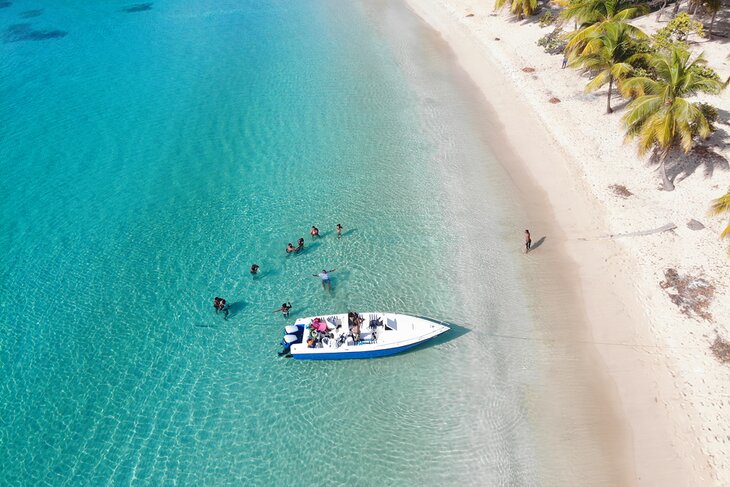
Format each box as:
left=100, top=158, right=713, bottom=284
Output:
left=283, top=334, right=298, bottom=344
left=285, top=325, right=299, bottom=334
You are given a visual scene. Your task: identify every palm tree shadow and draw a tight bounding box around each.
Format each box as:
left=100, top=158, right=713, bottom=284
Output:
left=531, top=236, right=546, bottom=251
left=663, top=128, right=730, bottom=187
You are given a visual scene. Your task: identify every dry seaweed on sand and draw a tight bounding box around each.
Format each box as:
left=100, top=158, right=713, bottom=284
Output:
left=659, top=268, right=715, bottom=321
left=710, top=335, right=730, bottom=364
left=609, top=184, right=633, bottom=198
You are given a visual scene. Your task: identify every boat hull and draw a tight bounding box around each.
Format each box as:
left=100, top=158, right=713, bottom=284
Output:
left=286, top=312, right=448, bottom=360
left=291, top=335, right=437, bottom=360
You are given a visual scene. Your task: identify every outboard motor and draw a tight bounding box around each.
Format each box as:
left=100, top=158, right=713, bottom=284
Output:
left=279, top=324, right=305, bottom=357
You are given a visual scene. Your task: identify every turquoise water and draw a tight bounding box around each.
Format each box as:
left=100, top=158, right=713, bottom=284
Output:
left=0, top=1, right=617, bottom=485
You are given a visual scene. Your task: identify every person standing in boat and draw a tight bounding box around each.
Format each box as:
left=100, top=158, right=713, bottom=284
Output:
left=313, top=268, right=336, bottom=290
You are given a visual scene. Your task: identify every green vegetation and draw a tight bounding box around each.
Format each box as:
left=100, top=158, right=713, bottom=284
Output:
left=652, top=13, right=704, bottom=51
left=563, top=0, right=646, bottom=59
left=494, top=0, right=538, bottom=19
left=709, top=189, right=730, bottom=254
left=526, top=0, right=727, bottom=194
left=570, top=21, right=648, bottom=113
left=621, top=48, right=724, bottom=190
left=539, top=11, right=557, bottom=27
left=537, top=28, right=567, bottom=54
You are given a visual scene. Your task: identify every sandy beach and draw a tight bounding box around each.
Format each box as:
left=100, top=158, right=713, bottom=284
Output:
left=402, top=0, right=730, bottom=485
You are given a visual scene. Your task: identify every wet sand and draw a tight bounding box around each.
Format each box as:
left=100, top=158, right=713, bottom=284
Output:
left=394, top=0, right=703, bottom=484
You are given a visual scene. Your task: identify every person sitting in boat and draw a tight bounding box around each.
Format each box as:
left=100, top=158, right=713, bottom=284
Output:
left=286, top=243, right=296, bottom=254
left=310, top=317, right=328, bottom=333
left=348, top=311, right=363, bottom=328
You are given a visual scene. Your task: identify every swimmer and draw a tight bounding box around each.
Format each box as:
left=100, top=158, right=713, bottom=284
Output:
left=250, top=264, right=259, bottom=274
left=286, top=243, right=296, bottom=254
left=310, top=226, right=320, bottom=238
left=312, top=268, right=336, bottom=290
left=296, top=238, right=304, bottom=252
left=273, top=302, right=292, bottom=318
left=336, top=223, right=343, bottom=238
left=214, top=297, right=229, bottom=319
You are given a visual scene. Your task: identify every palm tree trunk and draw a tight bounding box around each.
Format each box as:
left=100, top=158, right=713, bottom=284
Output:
left=606, top=76, right=614, bottom=114
left=672, top=0, right=682, bottom=17
left=709, top=11, right=717, bottom=39
left=659, top=147, right=675, bottom=191
left=657, top=0, right=668, bottom=21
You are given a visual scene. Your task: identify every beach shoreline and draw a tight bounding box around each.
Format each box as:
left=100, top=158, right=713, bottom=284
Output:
left=402, top=0, right=729, bottom=484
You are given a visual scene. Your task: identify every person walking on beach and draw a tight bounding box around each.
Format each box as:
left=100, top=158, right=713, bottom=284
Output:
left=313, top=268, right=336, bottom=290
left=524, top=229, right=532, bottom=253
left=273, top=302, right=292, bottom=318
left=336, top=223, right=343, bottom=238
left=561, top=54, right=568, bottom=69
left=250, top=264, right=259, bottom=275
left=310, top=226, right=320, bottom=238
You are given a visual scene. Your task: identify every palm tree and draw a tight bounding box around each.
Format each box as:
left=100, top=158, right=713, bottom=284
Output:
left=563, top=0, right=646, bottom=58
left=709, top=189, right=730, bottom=255
left=703, top=0, right=723, bottom=39
left=571, top=21, right=648, bottom=113
left=562, top=0, right=643, bottom=28
left=494, top=0, right=538, bottom=19
left=621, top=48, right=724, bottom=190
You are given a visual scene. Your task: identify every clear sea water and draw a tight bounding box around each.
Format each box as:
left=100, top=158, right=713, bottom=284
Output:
left=0, top=1, right=622, bottom=485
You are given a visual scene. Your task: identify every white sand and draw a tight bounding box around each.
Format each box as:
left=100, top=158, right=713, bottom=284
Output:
left=402, top=0, right=730, bottom=484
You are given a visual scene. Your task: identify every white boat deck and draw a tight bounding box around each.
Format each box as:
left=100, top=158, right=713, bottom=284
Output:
left=287, top=312, right=448, bottom=358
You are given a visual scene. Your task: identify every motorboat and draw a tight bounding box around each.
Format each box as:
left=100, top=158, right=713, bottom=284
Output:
left=279, top=312, right=449, bottom=360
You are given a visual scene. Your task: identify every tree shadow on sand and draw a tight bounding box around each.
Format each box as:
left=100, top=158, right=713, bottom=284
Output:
left=3, top=23, right=67, bottom=43
left=660, top=116, right=730, bottom=187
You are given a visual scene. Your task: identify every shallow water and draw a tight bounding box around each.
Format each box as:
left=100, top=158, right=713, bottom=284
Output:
left=1, top=1, right=622, bottom=485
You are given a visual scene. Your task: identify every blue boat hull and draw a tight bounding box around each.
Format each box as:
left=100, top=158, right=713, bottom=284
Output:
left=291, top=336, right=436, bottom=360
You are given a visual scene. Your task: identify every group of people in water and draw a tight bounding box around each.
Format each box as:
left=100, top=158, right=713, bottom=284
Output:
left=213, top=223, right=344, bottom=319
left=285, top=224, right=343, bottom=254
